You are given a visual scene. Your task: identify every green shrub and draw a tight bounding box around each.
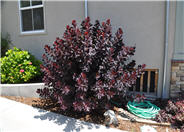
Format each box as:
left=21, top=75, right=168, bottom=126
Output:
left=1, top=47, right=41, bottom=83
left=1, top=34, right=11, bottom=57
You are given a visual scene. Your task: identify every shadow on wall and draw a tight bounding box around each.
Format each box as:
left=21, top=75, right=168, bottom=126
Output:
left=34, top=109, right=100, bottom=132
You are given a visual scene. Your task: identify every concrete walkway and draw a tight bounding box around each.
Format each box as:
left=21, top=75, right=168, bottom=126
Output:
left=0, top=97, right=126, bottom=132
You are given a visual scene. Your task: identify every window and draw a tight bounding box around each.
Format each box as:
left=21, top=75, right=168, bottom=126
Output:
left=19, top=0, right=45, bottom=34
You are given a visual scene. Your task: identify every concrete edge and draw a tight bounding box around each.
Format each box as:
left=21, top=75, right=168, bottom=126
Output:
left=0, top=83, right=45, bottom=97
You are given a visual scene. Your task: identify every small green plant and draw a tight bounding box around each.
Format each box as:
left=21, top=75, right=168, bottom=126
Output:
left=1, top=47, right=41, bottom=83
left=1, top=34, right=11, bottom=57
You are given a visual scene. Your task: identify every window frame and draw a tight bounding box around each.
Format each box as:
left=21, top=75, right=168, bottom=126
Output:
left=18, top=0, right=46, bottom=35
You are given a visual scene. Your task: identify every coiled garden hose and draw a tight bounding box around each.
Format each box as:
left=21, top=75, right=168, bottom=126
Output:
left=127, top=101, right=160, bottom=119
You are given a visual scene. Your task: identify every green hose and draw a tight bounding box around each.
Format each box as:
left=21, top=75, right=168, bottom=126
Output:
left=127, top=101, right=160, bottom=119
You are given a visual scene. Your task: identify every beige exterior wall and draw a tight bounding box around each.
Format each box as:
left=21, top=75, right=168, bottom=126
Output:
left=1, top=1, right=177, bottom=98
left=88, top=1, right=165, bottom=68
left=1, top=1, right=85, bottom=59
left=88, top=1, right=176, bottom=98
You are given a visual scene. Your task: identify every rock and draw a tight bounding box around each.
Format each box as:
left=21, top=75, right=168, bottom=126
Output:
left=140, top=125, right=157, bottom=132
left=176, top=71, right=184, bottom=77
left=180, top=66, right=184, bottom=71
left=180, top=76, right=184, bottom=81
left=172, top=66, right=180, bottom=71
left=104, top=110, right=118, bottom=127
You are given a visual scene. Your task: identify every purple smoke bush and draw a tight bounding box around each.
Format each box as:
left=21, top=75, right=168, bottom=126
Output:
left=37, top=17, right=146, bottom=112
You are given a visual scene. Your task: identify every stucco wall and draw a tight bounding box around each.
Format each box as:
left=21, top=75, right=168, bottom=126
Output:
left=88, top=1, right=166, bottom=97
left=1, top=1, right=85, bottom=60
left=88, top=2, right=165, bottom=67
left=1, top=1, right=176, bottom=98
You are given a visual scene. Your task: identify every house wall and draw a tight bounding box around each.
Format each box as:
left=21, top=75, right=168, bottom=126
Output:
left=173, top=1, right=184, bottom=60
left=170, top=1, right=184, bottom=97
left=88, top=1, right=175, bottom=98
left=1, top=1, right=85, bottom=59
left=1, top=1, right=177, bottom=98
left=170, top=61, right=184, bottom=97
left=160, top=1, right=177, bottom=98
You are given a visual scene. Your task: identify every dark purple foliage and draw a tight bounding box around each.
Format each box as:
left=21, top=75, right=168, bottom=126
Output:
left=134, top=94, right=146, bottom=103
left=155, top=94, right=184, bottom=129
left=37, top=17, right=145, bottom=112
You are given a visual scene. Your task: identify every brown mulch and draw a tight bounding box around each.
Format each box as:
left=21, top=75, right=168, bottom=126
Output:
left=1, top=96, right=179, bottom=132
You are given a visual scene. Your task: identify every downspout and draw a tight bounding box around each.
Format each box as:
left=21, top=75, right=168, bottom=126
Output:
left=162, top=0, right=170, bottom=98
left=85, top=0, right=88, bottom=18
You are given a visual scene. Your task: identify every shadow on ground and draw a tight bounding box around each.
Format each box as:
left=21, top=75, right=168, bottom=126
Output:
left=34, top=108, right=101, bottom=132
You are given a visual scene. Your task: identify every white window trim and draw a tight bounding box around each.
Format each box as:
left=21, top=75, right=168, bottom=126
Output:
left=18, top=0, right=46, bottom=35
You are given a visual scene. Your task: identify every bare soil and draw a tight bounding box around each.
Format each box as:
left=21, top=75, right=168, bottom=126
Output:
left=1, top=96, right=180, bottom=132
